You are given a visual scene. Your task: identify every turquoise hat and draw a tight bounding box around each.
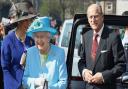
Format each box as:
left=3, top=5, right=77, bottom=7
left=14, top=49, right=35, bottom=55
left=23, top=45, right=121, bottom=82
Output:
left=27, top=16, right=57, bottom=37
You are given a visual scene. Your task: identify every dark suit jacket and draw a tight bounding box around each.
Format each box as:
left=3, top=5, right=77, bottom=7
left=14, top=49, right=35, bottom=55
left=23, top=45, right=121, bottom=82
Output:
left=78, top=26, right=126, bottom=89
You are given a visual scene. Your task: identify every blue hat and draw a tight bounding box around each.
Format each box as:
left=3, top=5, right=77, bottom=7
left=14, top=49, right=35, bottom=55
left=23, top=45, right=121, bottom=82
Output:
left=27, top=16, right=57, bottom=37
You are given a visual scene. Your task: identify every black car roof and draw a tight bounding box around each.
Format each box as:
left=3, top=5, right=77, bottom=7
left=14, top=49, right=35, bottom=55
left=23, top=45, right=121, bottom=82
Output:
left=73, top=14, right=128, bottom=26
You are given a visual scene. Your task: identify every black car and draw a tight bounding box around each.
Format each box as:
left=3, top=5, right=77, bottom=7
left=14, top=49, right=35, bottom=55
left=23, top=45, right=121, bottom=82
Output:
left=66, top=14, right=128, bottom=89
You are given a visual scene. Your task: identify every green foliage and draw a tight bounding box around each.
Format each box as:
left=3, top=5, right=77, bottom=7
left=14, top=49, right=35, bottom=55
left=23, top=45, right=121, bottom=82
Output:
left=39, top=0, right=49, bottom=16
left=39, top=0, right=61, bottom=17
left=39, top=0, right=96, bottom=20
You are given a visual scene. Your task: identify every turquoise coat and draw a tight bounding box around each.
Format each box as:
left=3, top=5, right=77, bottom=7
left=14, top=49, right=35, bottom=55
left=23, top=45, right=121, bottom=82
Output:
left=22, top=44, right=67, bottom=89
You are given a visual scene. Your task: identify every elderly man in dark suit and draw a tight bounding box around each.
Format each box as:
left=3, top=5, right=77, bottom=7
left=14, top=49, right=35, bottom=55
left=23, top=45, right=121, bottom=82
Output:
left=78, top=4, right=126, bottom=89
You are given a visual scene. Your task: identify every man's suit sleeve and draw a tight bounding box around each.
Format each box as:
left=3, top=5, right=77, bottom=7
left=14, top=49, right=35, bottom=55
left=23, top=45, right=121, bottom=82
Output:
left=102, top=34, right=126, bottom=83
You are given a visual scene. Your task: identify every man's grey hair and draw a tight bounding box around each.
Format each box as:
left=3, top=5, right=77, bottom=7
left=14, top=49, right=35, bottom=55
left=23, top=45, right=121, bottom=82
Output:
left=87, top=4, right=103, bottom=16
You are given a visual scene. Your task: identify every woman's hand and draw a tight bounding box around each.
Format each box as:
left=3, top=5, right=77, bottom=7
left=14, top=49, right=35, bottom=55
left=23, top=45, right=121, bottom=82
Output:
left=34, top=77, right=46, bottom=86
left=0, top=23, right=5, bottom=36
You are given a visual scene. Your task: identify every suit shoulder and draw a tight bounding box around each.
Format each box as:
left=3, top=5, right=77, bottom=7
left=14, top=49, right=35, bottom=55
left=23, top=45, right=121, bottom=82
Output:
left=107, top=27, right=119, bottom=37
left=2, top=31, right=15, bottom=44
left=104, top=26, right=121, bottom=42
left=3, top=31, right=14, bottom=40
left=82, top=29, right=92, bottom=37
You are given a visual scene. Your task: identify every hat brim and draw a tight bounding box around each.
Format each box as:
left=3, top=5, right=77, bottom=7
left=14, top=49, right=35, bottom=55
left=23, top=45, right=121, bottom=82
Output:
left=11, top=14, right=37, bottom=24
left=27, top=27, right=57, bottom=37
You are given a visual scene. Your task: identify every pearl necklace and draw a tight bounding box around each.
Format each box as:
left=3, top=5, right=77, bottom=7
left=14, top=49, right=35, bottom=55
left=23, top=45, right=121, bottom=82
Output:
left=15, top=31, right=26, bottom=43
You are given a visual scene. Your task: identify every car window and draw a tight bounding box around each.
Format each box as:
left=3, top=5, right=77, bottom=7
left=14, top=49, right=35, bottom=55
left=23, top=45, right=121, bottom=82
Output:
left=60, top=22, right=84, bottom=76
left=72, top=25, right=84, bottom=77
left=61, top=23, right=83, bottom=49
left=61, top=23, right=72, bottom=47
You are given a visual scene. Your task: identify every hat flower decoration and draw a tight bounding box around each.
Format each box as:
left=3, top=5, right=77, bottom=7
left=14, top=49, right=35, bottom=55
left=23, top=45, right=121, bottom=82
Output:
left=27, top=16, right=57, bottom=37
left=31, top=19, right=42, bottom=30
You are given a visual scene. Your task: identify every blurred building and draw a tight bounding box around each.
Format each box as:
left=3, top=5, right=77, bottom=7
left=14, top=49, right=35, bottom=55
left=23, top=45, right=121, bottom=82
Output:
left=116, top=0, right=128, bottom=15
left=100, top=0, right=116, bottom=15
left=99, top=0, right=128, bottom=15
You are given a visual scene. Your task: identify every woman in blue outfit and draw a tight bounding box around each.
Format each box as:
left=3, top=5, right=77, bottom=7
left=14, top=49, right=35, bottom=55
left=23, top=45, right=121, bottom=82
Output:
left=1, top=2, right=36, bottom=89
left=22, top=17, right=67, bottom=89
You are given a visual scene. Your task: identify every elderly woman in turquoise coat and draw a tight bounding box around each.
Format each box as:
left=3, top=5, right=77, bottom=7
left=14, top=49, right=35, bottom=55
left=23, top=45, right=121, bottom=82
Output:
left=22, top=17, right=67, bottom=89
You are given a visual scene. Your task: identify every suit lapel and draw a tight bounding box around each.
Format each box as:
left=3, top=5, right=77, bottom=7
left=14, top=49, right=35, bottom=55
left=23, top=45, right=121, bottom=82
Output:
left=88, top=31, right=93, bottom=59
left=86, top=30, right=95, bottom=70
left=93, top=26, right=108, bottom=69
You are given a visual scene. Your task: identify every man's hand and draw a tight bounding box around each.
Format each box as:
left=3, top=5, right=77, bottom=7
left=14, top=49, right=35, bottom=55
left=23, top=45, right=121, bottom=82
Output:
left=82, top=69, right=93, bottom=83
left=90, top=72, right=104, bottom=84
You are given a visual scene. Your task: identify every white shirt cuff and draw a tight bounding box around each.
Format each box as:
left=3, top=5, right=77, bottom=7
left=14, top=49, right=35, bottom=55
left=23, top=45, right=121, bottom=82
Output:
left=82, top=69, right=87, bottom=77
